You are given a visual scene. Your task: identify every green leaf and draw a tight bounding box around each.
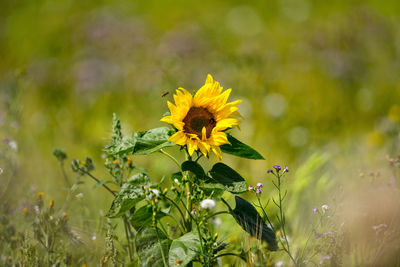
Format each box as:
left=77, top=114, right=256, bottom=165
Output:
left=203, top=163, right=247, bottom=194
left=107, top=173, right=151, bottom=218
left=220, top=134, right=264, bottom=160
left=130, top=205, right=166, bottom=230
left=136, top=227, right=171, bottom=267
left=181, top=161, right=206, bottom=180
left=168, top=232, right=201, bottom=266
left=222, top=196, right=278, bottom=251
left=105, top=127, right=176, bottom=155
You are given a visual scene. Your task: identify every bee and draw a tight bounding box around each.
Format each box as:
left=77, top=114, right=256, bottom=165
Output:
left=161, top=91, right=169, bottom=97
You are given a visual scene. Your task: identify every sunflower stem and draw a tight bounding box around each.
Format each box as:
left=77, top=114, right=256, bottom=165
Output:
left=160, top=149, right=181, bottom=169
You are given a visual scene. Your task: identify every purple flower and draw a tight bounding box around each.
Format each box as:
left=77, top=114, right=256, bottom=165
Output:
left=248, top=185, right=253, bottom=190
left=312, top=206, right=318, bottom=213
left=256, top=188, right=262, bottom=194
left=256, top=183, right=263, bottom=188
left=284, top=166, right=289, bottom=172
left=267, top=169, right=273, bottom=174
left=321, top=204, right=329, bottom=211
left=273, top=165, right=281, bottom=171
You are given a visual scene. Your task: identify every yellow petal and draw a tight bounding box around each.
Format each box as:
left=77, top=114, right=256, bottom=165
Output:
left=160, top=115, right=174, bottom=123
left=212, top=146, right=222, bottom=160
left=209, top=132, right=229, bottom=146
left=214, top=118, right=241, bottom=131
left=198, top=141, right=210, bottom=156
left=167, top=101, right=177, bottom=114
left=187, top=139, right=198, bottom=156
left=205, top=74, right=213, bottom=84
left=168, top=131, right=187, bottom=146
left=201, top=127, right=207, bottom=141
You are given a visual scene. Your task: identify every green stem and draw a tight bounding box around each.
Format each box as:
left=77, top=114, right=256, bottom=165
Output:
left=257, top=197, right=275, bottom=232
left=164, top=196, right=187, bottom=230
left=179, top=193, right=205, bottom=257
left=205, top=211, right=229, bottom=221
left=276, top=173, right=296, bottom=264
left=79, top=168, right=116, bottom=196
left=155, top=224, right=168, bottom=267
left=123, top=218, right=134, bottom=262
left=160, top=149, right=181, bottom=169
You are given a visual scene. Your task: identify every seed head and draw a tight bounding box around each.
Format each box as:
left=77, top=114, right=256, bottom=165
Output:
left=200, top=199, right=216, bottom=210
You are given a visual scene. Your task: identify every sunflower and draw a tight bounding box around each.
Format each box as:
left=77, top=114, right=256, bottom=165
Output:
left=161, top=74, right=242, bottom=159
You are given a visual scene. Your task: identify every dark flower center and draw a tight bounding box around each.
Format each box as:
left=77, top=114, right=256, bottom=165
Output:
left=183, top=107, right=216, bottom=138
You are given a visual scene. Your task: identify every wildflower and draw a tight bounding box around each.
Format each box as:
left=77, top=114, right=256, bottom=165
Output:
left=273, top=165, right=281, bottom=171
left=160, top=74, right=242, bottom=159
left=267, top=169, right=273, bottom=173
left=284, top=166, right=289, bottom=172
left=248, top=185, right=253, bottom=190
left=316, top=232, right=333, bottom=238
left=62, top=212, right=68, bottom=218
left=321, top=204, right=329, bottom=211
left=147, top=189, right=160, bottom=199
left=275, top=261, right=284, bottom=267
left=256, top=183, right=263, bottom=188
left=256, top=188, right=262, bottom=194
left=34, top=205, right=40, bottom=214
left=320, top=255, right=331, bottom=264
left=9, top=140, right=18, bottom=151
left=312, top=206, right=318, bottom=213
left=92, top=232, right=97, bottom=241
left=23, top=207, right=28, bottom=214
left=37, top=192, right=44, bottom=198
left=75, top=193, right=84, bottom=199
left=200, top=199, right=216, bottom=210
left=49, top=199, right=54, bottom=208
left=113, top=159, right=119, bottom=164
left=372, top=223, right=387, bottom=232
left=174, top=178, right=179, bottom=184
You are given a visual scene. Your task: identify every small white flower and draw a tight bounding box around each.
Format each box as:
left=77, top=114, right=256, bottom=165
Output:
left=275, top=261, right=284, bottom=267
left=9, top=140, right=17, bottom=151
left=174, top=178, right=179, bottom=184
left=200, top=199, right=216, bottom=210
left=321, top=204, right=329, bottom=211
left=75, top=193, right=84, bottom=199
left=92, top=232, right=97, bottom=241
left=146, top=189, right=160, bottom=199
left=33, top=205, right=40, bottom=214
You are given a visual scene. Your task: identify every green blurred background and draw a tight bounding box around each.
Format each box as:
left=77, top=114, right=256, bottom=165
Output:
left=1, top=0, right=400, bottom=263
